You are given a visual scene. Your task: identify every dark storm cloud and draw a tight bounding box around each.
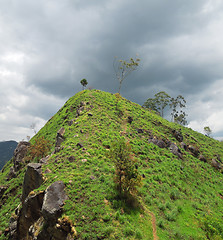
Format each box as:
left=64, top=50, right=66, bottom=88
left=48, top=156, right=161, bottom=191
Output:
left=1, top=0, right=223, bottom=140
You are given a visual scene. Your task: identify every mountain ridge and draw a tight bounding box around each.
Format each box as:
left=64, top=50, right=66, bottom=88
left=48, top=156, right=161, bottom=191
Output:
left=0, top=89, right=222, bottom=239
left=0, top=140, right=17, bottom=170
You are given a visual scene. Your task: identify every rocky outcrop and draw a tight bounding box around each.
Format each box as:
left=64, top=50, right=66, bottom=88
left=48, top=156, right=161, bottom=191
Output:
left=169, top=143, right=182, bottom=159
left=17, top=191, right=45, bottom=240
left=8, top=178, right=70, bottom=240
left=13, top=141, right=30, bottom=172
left=42, top=181, right=68, bottom=223
left=148, top=136, right=167, bottom=148
left=6, top=141, right=30, bottom=180
left=172, top=130, right=183, bottom=142
left=55, top=127, right=65, bottom=152
left=188, top=145, right=200, bottom=157
left=21, top=163, right=43, bottom=203
left=0, top=186, right=7, bottom=199
left=128, top=116, right=133, bottom=124
left=211, top=159, right=222, bottom=170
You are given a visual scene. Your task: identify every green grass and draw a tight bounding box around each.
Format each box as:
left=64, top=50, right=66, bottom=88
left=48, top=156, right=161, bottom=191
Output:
left=0, top=89, right=222, bottom=239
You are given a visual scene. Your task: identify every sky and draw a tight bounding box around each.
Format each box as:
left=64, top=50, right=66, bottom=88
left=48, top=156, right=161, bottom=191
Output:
left=1, top=0, right=223, bottom=141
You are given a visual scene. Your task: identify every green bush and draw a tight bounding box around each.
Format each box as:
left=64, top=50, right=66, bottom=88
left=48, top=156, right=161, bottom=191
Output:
left=108, top=137, right=142, bottom=199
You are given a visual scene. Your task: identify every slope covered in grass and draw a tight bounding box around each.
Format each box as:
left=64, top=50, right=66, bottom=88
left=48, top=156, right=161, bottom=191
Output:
left=0, top=89, right=222, bottom=240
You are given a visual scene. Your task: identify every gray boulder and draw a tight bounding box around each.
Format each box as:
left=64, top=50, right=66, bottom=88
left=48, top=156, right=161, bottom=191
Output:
left=211, top=159, right=222, bottom=170
left=13, top=141, right=30, bottom=172
left=148, top=137, right=166, bottom=148
left=169, top=143, right=182, bottom=159
left=22, top=163, right=43, bottom=203
left=42, top=181, right=68, bottom=222
left=172, top=130, right=183, bottom=142
left=17, top=191, right=45, bottom=240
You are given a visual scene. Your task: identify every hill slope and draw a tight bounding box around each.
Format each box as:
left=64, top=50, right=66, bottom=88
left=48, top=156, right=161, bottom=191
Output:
left=0, top=141, right=17, bottom=170
left=0, top=90, right=222, bottom=240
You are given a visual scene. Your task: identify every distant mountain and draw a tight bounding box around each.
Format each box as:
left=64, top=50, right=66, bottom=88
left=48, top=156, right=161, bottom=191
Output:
left=0, top=140, right=17, bottom=169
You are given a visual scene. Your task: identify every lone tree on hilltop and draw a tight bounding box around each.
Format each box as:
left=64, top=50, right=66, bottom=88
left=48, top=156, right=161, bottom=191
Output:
left=80, top=78, right=88, bottom=90
left=113, top=56, right=140, bottom=94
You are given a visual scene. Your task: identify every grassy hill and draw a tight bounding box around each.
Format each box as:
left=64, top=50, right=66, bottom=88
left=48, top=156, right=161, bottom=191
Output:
left=0, top=141, right=17, bottom=170
left=0, top=89, right=222, bottom=240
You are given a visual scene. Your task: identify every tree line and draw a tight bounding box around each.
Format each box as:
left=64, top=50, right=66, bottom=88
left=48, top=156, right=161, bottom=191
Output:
left=143, top=91, right=187, bottom=126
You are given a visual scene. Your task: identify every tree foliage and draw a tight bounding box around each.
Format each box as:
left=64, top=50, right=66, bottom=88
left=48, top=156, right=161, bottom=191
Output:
left=80, top=78, right=88, bottom=90
left=204, top=126, right=212, bottom=137
left=143, top=91, right=187, bottom=125
left=26, top=136, right=51, bottom=162
left=154, top=91, right=171, bottom=117
left=143, top=91, right=171, bottom=117
left=170, top=95, right=187, bottom=125
left=113, top=56, right=140, bottom=94
left=108, top=138, right=142, bottom=198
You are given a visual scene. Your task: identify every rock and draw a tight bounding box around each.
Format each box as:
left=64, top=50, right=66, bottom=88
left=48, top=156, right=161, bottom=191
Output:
left=21, top=163, right=43, bottom=203
left=44, top=168, right=52, bottom=174
left=77, top=143, right=83, bottom=148
left=55, top=128, right=65, bottom=148
left=136, top=128, right=144, bottom=134
left=127, top=116, right=133, bottom=124
left=172, top=130, right=183, bottom=142
left=13, top=141, right=30, bottom=172
left=68, top=119, right=75, bottom=126
left=90, top=175, right=95, bottom=180
left=80, top=101, right=86, bottom=107
left=169, top=143, right=182, bottom=159
left=8, top=215, right=17, bottom=240
left=7, top=167, right=16, bottom=180
left=17, top=191, right=45, bottom=239
left=68, top=156, right=75, bottom=162
left=42, top=181, right=68, bottom=223
left=57, top=128, right=65, bottom=138
left=55, top=136, right=64, bottom=148
left=39, top=155, right=50, bottom=164
left=180, top=142, right=187, bottom=151
left=148, top=137, right=166, bottom=148
left=199, top=154, right=207, bottom=163
left=0, top=186, right=7, bottom=199
left=211, top=159, right=222, bottom=170
left=188, top=145, right=200, bottom=157
left=88, top=112, right=93, bottom=116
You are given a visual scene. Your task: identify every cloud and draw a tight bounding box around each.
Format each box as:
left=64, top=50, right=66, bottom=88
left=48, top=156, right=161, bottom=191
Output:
left=1, top=0, right=223, bottom=140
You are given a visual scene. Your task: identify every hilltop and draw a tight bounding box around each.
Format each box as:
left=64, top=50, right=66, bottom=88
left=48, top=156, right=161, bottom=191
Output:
left=0, top=141, right=17, bottom=170
left=0, top=90, right=222, bottom=240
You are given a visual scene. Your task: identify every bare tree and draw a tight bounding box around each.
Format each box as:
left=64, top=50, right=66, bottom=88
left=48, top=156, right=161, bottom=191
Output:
left=113, top=56, right=140, bottom=94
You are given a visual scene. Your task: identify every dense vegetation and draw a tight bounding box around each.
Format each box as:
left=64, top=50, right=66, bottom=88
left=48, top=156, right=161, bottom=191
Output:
left=0, top=90, right=222, bottom=239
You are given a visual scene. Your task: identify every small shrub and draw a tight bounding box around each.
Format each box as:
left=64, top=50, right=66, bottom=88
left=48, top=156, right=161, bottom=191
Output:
left=170, top=189, right=181, bottom=200
left=157, top=219, right=165, bottom=229
left=102, top=214, right=111, bottom=222
left=108, top=137, right=142, bottom=200
left=165, top=210, right=177, bottom=222
left=135, top=229, right=143, bottom=239
left=26, top=136, right=51, bottom=162
left=165, top=201, right=172, bottom=210
left=103, top=226, right=114, bottom=237
left=158, top=203, right=166, bottom=211
left=124, top=226, right=135, bottom=236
